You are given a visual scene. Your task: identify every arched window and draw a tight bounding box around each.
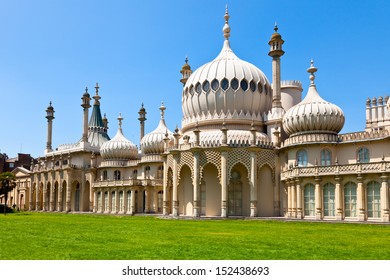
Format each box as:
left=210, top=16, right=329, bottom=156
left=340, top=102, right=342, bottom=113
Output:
left=145, top=166, right=151, bottom=179
left=367, top=181, right=381, bottom=218
left=304, top=184, right=315, bottom=216
left=103, top=170, right=108, bottom=180
left=344, top=182, right=357, bottom=217
left=321, top=149, right=332, bottom=166
left=127, top=190, right=132, bottom=213
left=97, top=192, right=102, bottom=212
left=104, top=192, right=109, bottom=212
left=357, top=147, right=369, bottom=163
left=157, top=165, right=164, bottom=179
left=114, top=170, right=121, bottom=180
left=323, top=183, right=335, bottom=216
left=132, top=169, right=138, bottom=179
left=297, top=149, right=308, bottom=167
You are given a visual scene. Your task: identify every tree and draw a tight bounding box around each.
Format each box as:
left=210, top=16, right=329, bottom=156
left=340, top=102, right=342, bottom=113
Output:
left=0, top=172, right=16, bottom=215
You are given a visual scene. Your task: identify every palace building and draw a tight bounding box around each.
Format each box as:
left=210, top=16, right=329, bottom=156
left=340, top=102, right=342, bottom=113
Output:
left=5, top=8, right=390, bottom=222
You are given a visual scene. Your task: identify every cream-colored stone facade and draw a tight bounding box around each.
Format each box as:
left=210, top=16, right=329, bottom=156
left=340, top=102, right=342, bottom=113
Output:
left=4, top=9, right=389, bottom=223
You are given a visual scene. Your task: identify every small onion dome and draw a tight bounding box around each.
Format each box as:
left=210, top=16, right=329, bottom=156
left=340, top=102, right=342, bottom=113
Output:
left=283, top=61, right=345, bottom=136
left=100, top=113, right=138, bottom=160
left=140, top=103, right=174, bottom=154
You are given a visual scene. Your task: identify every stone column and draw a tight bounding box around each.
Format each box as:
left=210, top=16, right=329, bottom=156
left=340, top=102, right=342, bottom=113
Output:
left=296, top=179, right=303, bottom=219
left=172, top=153, right=179, bottom=217
left=29, top=183, right=33, bottom=211
left=335, top=177, right=343, bottom=220
left=35, top=184, right=40, bottom=211
left=249, top=150, right=257, bottom=217
left=380, top=175, right=389, bottom=222
left=130, top=189, right=136, bottom=215
left=162, top=155, right=169, bottom=215
left=193, top=150, right=200, bottom=217
left=357, top=176, right=365, bottom=221
left=153, top=189, right=158, bottom=213
left=49, top=183, right=54, bottom=212
left=291, top=182, right=296, bottom=218
left=123, top=190, right=128, bottom=214
left=66, top=183, right=72, bottom=212
left=287, top=182, right=292, bottom=218
left=315, top=178, right=322, bottom=220
left=42, top=185, right=47, bottom=212
left=144, top=188, right=150, bottom=213
left=115, top=190, right=120, bottom=214
left=221, top=150, right=228, bottom=218
left=93, top=191, right=98, bottom=213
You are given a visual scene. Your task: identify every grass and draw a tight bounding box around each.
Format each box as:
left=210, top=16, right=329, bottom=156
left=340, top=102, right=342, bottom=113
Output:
left=0, top=212, right=389, bottom=260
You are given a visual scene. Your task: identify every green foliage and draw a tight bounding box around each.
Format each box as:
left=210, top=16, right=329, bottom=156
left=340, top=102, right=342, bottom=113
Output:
left=0, top=212, right=389, bottom=260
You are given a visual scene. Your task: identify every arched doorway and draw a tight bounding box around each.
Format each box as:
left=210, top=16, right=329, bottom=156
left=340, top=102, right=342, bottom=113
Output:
left=54, top=181, right=59, bottom=211
left=178, top=165, right=193, bottom=216
left=257, top=165, right=274, bottom=216
left=228, top=164, right=249, bottom=216
left=202, top=163, right=221, bottom=216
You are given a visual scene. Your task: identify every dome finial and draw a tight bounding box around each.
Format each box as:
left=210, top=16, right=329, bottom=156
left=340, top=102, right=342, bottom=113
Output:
left=117, top=113, right=123, bottom=128
left=307, top=59, right=318, bottom=85
left=159, top=102, right=166, bottom=119
left=223, top=4, right=231, bottom=40
left=274, top=22, right=278, bottom=32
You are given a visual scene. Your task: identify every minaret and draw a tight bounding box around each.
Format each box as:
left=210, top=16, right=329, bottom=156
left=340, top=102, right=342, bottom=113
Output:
left=45, top=101, right=55, bottom=154
left=138, top=103, right=147, bottom=144
left=102, top=113, right=109, bottom=131
left=268, top=23, right=285, bottom=109
left=81, top=87, right=91, bottom=147
left=180, top=56, right=192, bottom=86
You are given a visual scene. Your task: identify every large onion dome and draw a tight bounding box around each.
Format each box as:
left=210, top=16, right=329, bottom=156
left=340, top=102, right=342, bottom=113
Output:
left=181, top=7, right=272, bottom=133
left=140, top=103, right=174, bottom=154
left=100, top=114, right=138, bottom=160
left=283, top=61, right=345, bottom=136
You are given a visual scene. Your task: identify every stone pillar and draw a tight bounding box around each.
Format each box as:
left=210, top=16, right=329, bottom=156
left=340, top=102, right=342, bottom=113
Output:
left=152, top=189, right=158, bottom=213
left=357, top=176, right=365, bottom=221
left=49, top=183, right=54, bottom=212
left=221, top=150, right=228, bottom=218
left=115, top=190, right=120, bottom=214
left=287, top=182, right=292, bottom=217
left=249, top=150, right=257, bottom=217
left=162, top=155, right=169, bottom=215
left=380, top=175, right=389, bottom=222
left=335, top=177, right=343, bottom=220
left=66, top=183, right=72, bottom=212
left=130, top=189, right=136, bottom=215
left=291, top=182, right=296, bottom=218
left=144, top=189, right=150, bottom=213
left=93, top=191, right=98, bottom=213
left=296, top=179, right=302, bottom=219
left=315, top=178, right=322, bottom=220
left=193, top=151, right=200, bottom=217
left=42, top=185, right=47, bottom=212
left=35, top=184, right=40, bottom=211
left=172, top=153, right=179, bottom=216
left=29, top=184, right=33, bottom=211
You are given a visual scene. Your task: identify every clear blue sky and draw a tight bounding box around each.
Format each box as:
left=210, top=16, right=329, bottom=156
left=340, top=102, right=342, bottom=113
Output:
left=1, top=0, right=390, bottom=158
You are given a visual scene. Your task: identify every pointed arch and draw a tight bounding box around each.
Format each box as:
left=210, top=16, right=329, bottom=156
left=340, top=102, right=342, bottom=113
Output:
left=202, top=163, right=221, bottom=216
left=257, top=164, right=274, bottom=216
left=178, top=165, right=193, bottom=216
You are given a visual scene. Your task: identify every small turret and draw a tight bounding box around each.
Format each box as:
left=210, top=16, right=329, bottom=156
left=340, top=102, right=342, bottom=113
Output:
left=180, top=56, right=192, bottom=86
left=138, top=103, right=147, bottom=144
left=81, top=87, right=91, bottom=144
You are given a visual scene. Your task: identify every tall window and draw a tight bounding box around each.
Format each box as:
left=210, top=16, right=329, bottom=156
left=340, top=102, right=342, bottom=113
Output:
left=321, top=149, right=332, bottom=166
left=103, top=170, right=108, bottom=180
left=127, top=190, right=132, bottom=213
left=344, top=182, right=357, bottom=217
left=157, top=165, right=164, bottom=179
left=132, top=170, right=138, bottom=179
left=97, top=192, right=102, bottom=212
left=304, top=184, right=315, bottom=216
left=111, top=191, right=116, bottom=212
left=367, top=181, right=381, bottom=218
left=145, top=166, right=151, bottom=179
left=104, top=192, right=109, bottom=212
left=357, top=147, right=369, bottom=163
left=323, top=183, right=335, bottom=216
left=114, top=170, right=121, bottom=180
left=297, top=149, right=308, bottom=167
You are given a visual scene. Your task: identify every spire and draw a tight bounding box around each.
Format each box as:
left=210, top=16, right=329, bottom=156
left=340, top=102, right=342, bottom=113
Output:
left=223, top=4, right=231, bottom=40
left=307, top=59, right=318, bottom=86
left=138, top=103, right=147, bottom=144
left=117, top=113, right=123, bottom=129
left=159, top=102, right=166, bottom=119
left=93, top=82, right=101, bottom=105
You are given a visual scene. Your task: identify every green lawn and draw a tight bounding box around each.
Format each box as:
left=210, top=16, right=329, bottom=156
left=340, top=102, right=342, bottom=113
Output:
left=0, top=212, right=389, bottom=260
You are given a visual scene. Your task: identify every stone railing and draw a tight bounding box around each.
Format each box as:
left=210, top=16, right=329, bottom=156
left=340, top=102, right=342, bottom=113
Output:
left=281, top=161, right=389, bottom=180
left=338, top=129, right=390, bottom=142
left=93, top=178, right=163, bottom=188
left=167, top=139, right=274, bottom=152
